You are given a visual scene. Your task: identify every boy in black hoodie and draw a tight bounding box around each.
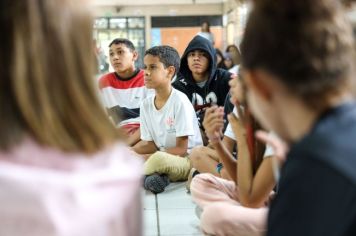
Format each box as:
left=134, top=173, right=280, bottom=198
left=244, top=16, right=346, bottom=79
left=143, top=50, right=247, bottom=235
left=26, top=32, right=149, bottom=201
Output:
left=173, top=35, right=232, bottom=144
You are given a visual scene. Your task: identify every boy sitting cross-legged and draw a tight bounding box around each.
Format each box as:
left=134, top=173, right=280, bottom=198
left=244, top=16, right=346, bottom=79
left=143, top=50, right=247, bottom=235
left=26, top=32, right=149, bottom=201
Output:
left=98, top=38, right=152, bottom=146
left=133, top=46, right=203, bottom=194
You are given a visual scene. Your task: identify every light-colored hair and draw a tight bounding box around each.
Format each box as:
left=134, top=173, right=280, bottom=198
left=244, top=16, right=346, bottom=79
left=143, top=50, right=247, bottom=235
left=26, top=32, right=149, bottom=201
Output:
left=0, top=0, right=120, bottom=153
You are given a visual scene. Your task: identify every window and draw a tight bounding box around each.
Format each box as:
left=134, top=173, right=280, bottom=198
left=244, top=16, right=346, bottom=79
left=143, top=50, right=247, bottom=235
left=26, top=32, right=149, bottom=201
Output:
left=109, top=18, right=127, bottom=29
left=93, top=17, right=146, bottom=72
left=94, top=18, right=108, bottom=29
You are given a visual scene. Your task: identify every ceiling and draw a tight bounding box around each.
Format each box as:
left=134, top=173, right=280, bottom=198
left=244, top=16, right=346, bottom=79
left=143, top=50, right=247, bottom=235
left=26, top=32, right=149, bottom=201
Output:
left=91, top=0, right=227, bottom=6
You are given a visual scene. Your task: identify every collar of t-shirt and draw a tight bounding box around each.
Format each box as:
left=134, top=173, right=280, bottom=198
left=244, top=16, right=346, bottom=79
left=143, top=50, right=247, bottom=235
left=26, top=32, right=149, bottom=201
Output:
left=114, top=68, right=140, bottom=81
left=196, top=80, right=207, bottom=88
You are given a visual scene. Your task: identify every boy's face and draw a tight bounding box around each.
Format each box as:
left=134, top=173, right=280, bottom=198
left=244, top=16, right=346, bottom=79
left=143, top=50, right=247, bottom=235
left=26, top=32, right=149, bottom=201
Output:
left=109, top=43, right=137, bottom=74
left=187, top=50, right=210, bottom=77
left=143, top=54, right=173, bottom=89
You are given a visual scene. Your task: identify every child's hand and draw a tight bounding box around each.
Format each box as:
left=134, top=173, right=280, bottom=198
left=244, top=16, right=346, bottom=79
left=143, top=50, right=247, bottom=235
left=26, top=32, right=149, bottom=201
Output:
left=229, top=74, right=244, bottom=106
left=227, top=111, right=246, bottom=140
left=203, top=106, right=224, bottom=143
left=255, top=130, right=288, bottom=165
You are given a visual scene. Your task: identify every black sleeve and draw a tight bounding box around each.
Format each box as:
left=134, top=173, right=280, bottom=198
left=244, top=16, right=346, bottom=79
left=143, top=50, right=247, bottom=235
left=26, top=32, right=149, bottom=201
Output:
left=223, top=92, right=234, bottom=131
left=172, top=79, right=191, bottom=101
left=267, top=157, right=356, bottom=236
left=107, top=106, right=140, bottom=123
left=106, top=106, right=121, bottom=124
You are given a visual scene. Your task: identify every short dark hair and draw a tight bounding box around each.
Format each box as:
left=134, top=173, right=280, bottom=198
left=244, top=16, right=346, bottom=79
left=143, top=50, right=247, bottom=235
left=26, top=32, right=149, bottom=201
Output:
left=241, top=0, right=355, bottom=108
left=226, top=44, right=239, bottom=54
left=109, top=38, right=135, bottom=51
left=145, top=46, right=180, bottom=77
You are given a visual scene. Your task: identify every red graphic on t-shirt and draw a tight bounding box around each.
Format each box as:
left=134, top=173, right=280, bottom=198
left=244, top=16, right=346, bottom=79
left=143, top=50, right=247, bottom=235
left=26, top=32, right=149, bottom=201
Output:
left=166, top=117, right=174, bottom=127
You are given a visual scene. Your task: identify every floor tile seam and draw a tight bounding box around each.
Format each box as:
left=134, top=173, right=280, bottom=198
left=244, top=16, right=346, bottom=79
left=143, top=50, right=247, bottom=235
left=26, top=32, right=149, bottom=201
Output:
left=157, top=207, right=196, bottom=210
left=155, top=194, right=161, bottom=236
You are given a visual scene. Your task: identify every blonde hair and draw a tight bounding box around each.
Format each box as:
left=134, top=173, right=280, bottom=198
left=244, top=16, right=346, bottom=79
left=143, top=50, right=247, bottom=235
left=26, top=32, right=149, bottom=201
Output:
left=0, top=0, right=120, bottom=153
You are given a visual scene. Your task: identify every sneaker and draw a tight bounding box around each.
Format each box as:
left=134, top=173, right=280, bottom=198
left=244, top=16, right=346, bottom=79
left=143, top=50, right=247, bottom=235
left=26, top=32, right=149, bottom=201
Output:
left=144, top=174, right=170, bottom=194
left=186, top=168, right=199, bottom=193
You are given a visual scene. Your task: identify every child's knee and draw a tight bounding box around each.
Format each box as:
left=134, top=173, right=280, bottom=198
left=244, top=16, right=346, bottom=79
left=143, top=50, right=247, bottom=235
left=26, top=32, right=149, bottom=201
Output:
left=201, top=204, right=229, bottom=232
left=190, top=173, right=213, bottom=196
left=146, top=151, right=167, bottom=165
left=189, top=146, right=205, bottom=164
left=144, top=152, right=191, bottom=181
left=143, top=151, right=167, bottom=175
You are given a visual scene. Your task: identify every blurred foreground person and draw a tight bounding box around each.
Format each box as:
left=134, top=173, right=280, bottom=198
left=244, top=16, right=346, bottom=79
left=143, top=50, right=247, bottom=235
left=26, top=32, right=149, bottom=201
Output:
left=0, top=0, right=142, bottom=235
left=241, top=0, right=356, bottom=235
left=190, top=78, right=280, bottom=236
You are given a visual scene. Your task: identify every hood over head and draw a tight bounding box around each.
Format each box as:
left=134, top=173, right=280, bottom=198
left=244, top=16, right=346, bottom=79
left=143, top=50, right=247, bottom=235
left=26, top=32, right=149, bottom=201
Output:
left=179, top=35, right=217, bottom=84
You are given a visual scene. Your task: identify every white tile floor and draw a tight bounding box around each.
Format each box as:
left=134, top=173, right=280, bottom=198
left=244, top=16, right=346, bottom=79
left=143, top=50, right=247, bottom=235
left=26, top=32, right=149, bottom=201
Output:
left=143, top=182, right=203, bottom=236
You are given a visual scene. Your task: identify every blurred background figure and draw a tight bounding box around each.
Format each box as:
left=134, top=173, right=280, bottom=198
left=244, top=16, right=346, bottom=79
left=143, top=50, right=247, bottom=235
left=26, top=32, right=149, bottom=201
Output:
left=198, top=21, right=215, bottom=45
left=226, top=44, right=241, bottom=65
left=215, top=48, right=227, bottom=69
left=0, top=0, right=142, bottom=235
left=93, top=39, right=109, bottom=75
left=97, top=46, right=110, bottom=74
left=223, top=52, right=239, bottom=74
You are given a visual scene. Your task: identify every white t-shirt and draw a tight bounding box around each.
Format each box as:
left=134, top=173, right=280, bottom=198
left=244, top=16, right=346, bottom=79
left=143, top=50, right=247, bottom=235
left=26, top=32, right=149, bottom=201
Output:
left=197, top=32, right=215, bottom=44
left=140, top=88, right=203, bottom=153
left=228, top=65, right=240, bottom=75
left=224, top=107, right=238, bottom=141
left=224, top=107, right=274, bottom=158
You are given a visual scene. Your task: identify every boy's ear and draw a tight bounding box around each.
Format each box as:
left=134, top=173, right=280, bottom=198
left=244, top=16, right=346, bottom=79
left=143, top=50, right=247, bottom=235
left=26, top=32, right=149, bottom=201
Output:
left=244, top=70, right=273, bottom=101
left=167, top=66, right=176, bottom=79
left=132, top=51, right=138, bottom=61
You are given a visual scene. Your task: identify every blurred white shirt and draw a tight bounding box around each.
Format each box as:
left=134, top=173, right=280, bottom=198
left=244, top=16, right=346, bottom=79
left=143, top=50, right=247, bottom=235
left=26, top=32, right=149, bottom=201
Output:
left=197, top=32, right=215, bottom=45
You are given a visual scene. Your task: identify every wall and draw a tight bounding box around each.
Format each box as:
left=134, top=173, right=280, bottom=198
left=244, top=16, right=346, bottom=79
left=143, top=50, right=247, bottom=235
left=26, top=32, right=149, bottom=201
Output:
left=156, top=27, right=223, bottom=56
left=92, top=4, right=224, bottom=49
left=222, top=0, right=249, bottom=49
